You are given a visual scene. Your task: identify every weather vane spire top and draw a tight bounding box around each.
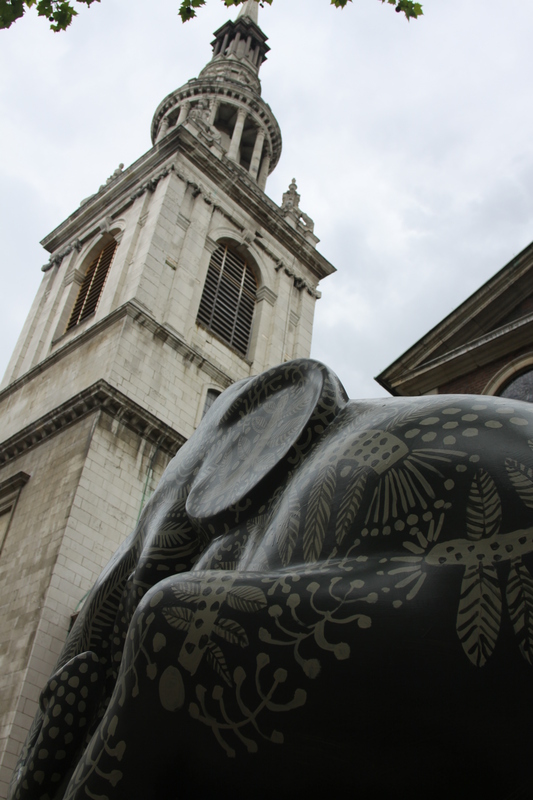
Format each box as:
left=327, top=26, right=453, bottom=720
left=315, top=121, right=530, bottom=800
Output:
left=236, top=0, right=260, bottom=24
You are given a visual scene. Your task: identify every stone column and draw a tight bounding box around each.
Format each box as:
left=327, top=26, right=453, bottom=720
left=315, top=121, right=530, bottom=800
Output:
left=156, top=116, right=169, bottom=143
left=208, top=99, right=219, bottom=126
left=249, top=128, right=265, bottom=180
left=229, top=31, right=241, bottom=55
left=257, top=152, right=270, bottom=190
left=227, top=108, right=247, bottom=162
left=177, top=102, right=190, bottom=126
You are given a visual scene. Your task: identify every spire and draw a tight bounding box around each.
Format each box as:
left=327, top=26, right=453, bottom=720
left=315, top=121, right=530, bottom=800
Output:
left=236, top=0, right=259, bottom=24
left=150, top=0, right=281, bottom=190
left=203, top=2, right=270, bottom=88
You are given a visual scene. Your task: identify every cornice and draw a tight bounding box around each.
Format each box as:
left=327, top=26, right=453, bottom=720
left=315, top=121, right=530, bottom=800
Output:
left=0, top=470, right=30, bottom=496
left=40, top=137, right=184, bottom=255
left=377, top=240, right=533, bottom=396
left=150, top=77, right=281, bottom=166
left=175, top=129, right=334, bottom=282
left=0, top=380, right=186, bottom=468
left=0, top=380, right=186, bottom=466
left=378, top=312, right=533, bottom=396
left=39, top=127, right=335, bottom=284
left=0, top=301, right=234, bottom=409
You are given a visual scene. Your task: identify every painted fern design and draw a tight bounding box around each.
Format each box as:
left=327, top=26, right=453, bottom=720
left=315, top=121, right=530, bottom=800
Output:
left=226, top=585, right=267, bottom=614
left=153, top=520, right=192, bottom=543
left=466, top=469, right=501, bottom=541
left=278, top=489, right=301, bottom=566
left=505, top=459, right=533, bottom=508
left=506, top=558, right=533, bottom=665
left=456, top=562, right=502, bottom=667
left=171, top=581, right=203, bottom=604
left=335, top=468, right=367, bottom=546
left=303, top=463, right=337, bottom=563
left=213, top=618, right=249, bottom=648
left=163, top=605, right=194, bottom=631
left=205, top=640, right=232, bottom=686
left=69, top=547, right=139, bottom=659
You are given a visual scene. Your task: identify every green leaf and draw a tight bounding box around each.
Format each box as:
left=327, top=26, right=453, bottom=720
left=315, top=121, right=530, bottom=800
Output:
left=0, top=0, right=99, bottom=30
left=394, top=0, right=423, bottom=18
left=0, top=0, right=25, bottom=28
left=2, top=0, right=422, bottom=31
left=178, top=0, right=206, bottom=23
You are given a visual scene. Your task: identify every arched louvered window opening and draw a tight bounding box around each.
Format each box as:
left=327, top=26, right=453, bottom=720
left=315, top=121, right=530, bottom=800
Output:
left=66, top=239, right=117, bottom=331
left=196, top=245, right=257, bottom=357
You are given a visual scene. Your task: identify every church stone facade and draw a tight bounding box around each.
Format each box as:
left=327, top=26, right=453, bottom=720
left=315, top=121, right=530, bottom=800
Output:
left=0, top=3, right=335, bottom=795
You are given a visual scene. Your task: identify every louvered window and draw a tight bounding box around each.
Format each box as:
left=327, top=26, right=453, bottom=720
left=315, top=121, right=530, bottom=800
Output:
left=196, top=245, right=256, bottom=356
left=66, top=240, right=117, bottom=331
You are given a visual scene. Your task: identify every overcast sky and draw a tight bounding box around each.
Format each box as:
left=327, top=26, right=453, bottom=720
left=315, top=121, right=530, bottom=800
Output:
left=1, top=0, right=533, bottom=399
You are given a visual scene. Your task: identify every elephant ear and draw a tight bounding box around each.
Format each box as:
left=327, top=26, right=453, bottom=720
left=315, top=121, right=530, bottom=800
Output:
left=186, top=359, right=346, bottom=521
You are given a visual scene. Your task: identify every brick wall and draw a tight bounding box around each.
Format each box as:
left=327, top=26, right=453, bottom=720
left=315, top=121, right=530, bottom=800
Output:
left=438, top=342, right=533, bottom=395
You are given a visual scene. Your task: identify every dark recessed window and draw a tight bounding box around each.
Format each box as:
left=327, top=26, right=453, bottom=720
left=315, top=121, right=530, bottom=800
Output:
left=500, top=368, right=533, bottom=403
left=66, top=239, right=117, bottom=331
left=0, top=472, right=30, bottom=558
left=196, top=244, right=256, bottom=356
left=202, top=388, right=222, bottom=419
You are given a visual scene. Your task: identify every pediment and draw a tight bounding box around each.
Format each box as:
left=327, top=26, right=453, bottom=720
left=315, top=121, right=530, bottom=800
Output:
left=376, top=239, right=533, bottom=396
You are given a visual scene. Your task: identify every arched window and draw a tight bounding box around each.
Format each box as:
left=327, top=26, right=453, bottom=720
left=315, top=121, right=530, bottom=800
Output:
left=499, top=368, right=533, bottom=403
left=196, top=244, right=256, bottom=356
left=66, top=239, right=117, bottom=331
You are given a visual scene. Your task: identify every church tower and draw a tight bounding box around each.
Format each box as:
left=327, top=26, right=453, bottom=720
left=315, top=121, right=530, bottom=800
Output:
left=0, top=3, right=335, bottom=794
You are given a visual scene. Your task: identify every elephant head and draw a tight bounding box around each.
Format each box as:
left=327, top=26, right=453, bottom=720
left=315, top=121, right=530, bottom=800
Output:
left=10, top=360, right=533, bottom=800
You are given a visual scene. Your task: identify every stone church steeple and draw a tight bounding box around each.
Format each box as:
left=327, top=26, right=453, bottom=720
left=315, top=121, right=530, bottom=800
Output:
left=0, top=6, right=335, bottom=797
left=152, top=0, right=280, bottom=188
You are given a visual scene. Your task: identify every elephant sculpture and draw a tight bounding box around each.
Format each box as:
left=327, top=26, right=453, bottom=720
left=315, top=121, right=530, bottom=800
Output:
left=9, top=359, right=533, bottom=799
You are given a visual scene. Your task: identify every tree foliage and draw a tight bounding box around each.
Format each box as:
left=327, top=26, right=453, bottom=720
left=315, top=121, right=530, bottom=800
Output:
left=0, top=0, right=423, bottom=32
left=0, top=0, right=98, bottom=30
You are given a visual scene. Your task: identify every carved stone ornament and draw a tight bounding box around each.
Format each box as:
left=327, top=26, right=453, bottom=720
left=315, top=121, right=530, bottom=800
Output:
left=281, top=177, right=300, bottom=213
left=41, top=239, right=82, bottom=273
left=97, top=216, right=114, bottom=235
left=99, top=164, right=124, bottom=192
left=187, top=100, right=222, bottom=147
left=9, top=360, right=533, bottom=799
left=280, top=179, right=316, bottom=241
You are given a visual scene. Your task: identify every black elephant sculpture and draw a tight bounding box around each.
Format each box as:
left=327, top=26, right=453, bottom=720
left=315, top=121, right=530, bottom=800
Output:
left=10, top=359, right=533, bottom=799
